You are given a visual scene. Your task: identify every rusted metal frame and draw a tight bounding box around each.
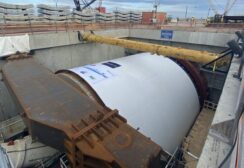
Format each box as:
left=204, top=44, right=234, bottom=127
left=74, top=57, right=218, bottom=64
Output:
left=86, top=116, right=105, bottom=140
left=75, top=150, right=85, bottom=167
left=174, top=59, right=207, bottom=108
left=64, top=139, right=84, bottom=167
left=2, top=57, right=164, bottom=168
left=66, top=109, right=128, bottom=168
left=72, top=140, right=78, bottom=167
left=71, top=110, right=119, bottom=140
left=71, top=124, right=94, bottom=147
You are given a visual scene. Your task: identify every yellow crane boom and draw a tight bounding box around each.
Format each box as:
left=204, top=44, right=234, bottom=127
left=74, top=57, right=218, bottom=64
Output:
left=81, top=32, right=220, bottom=64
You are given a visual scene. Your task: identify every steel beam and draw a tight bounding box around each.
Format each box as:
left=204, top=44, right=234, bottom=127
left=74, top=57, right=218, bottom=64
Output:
left=81, top=32, right=220, bottom=64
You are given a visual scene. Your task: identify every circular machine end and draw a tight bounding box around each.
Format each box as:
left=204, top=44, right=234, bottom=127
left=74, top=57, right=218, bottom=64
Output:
left=174, top=59, right=207, bottom=109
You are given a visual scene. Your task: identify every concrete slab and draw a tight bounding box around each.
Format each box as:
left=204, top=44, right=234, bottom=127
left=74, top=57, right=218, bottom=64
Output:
left=213, top=58, right=241, bottom=124
left=198, top=57, right=242, bottom=167
left=29, top=29, right=129, bottom=50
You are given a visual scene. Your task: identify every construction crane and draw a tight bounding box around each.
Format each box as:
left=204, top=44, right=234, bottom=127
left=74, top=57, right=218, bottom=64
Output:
left=73, top=0, right=97, bottom=11
left=152, top=0, right=160, bottom=23
left=74, top=0, right=81, bottom=10
left=98, top=0, right=102, bottom=8
left=208, top=0, right=238, bottom=16
left=208, top=0, right=238, bottom=22
left=208, top=0, right=219, bottom=15
left=223, top=0, right=238, bottom=16
left=96, top=0, right=105, bottom=13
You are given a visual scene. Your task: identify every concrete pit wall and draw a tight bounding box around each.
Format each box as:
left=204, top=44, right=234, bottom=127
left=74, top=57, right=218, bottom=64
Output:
left=33, top=43, right=125, bottom=72
left=0, top=28, right=236, bottom=121
left=129, top=29, right=236, bottom=47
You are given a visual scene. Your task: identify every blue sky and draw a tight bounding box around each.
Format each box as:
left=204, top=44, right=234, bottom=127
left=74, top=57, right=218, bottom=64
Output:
left=1, top=0, right=244, bottom=18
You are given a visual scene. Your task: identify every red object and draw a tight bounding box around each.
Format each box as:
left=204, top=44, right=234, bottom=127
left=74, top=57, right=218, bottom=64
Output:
left=7, top=140, right=15, bottom=146
left=96, top=7, right=106, bottom=13
left=142, top=12, right=166, bottom=24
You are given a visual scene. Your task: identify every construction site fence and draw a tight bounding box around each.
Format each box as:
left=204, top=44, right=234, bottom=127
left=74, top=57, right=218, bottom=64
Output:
left=0, top=21, right=242, bottom=36
left=0, top=22, right=163, bottom=35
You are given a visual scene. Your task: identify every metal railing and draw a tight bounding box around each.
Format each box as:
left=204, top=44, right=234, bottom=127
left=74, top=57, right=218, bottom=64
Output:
left=60, top=154, right=70, bottom=168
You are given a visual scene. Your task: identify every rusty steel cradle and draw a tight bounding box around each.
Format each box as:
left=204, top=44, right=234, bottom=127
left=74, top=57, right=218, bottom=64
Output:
left=2, top=55, right=164, bottom=168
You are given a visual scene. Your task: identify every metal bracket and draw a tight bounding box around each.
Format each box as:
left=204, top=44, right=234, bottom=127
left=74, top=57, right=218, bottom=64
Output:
left=201, top=49, right=233, bottom=73
left=78, top=31, right=94, bottom=42
left=202, top=32, right=244, bottom=74
left=235, top=30, right=244, bottom=43
left=232, top=47, right=244, bottom=80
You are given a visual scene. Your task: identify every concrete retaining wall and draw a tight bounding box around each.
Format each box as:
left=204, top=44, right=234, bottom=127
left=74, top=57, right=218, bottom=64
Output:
left=33, top=43, right=125, bottom=72
left=0, top=28, right=236, bottom=121
left=129, top=29, right=236, bottom=47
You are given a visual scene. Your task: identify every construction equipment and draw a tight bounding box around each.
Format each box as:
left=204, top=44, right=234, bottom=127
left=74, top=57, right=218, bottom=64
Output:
left=74, top=0, right=81, bottom=11
left=73, top=0, right=97, bottom=11
left=98, top=0, right=102, bottom=8
left=208, top=0, right=219, bottom=15
left=208, top=0, right=238, bottom=23
left=57, top=53, right=204, bottom=154
left=224, top=0, right=238, bottom=16
left=79, top=32, right=219, bottom=64
left=152, top=0, right=160, bottom=23
left=2, top=55, right=163, bottom=168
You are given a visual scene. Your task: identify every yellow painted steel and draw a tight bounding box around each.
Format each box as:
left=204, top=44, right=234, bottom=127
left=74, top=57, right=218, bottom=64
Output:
left=82, top=32, right=220, bottom=64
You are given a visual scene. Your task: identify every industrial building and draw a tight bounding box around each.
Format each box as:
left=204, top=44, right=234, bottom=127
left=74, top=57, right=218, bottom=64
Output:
left=0, top=1, right=244, bottom=168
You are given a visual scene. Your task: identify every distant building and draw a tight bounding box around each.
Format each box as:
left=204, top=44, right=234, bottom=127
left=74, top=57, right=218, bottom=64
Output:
left=96, top=7, right=106, bottom=13
left=142, top=12, right=167, bottom=24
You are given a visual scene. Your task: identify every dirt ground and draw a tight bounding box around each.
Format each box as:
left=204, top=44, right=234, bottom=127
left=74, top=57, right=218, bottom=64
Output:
left=183, top=108, right=215, bottom=168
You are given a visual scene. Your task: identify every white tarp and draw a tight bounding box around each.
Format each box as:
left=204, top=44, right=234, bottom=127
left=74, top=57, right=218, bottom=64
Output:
left=0, top=34, right=30, bottom=57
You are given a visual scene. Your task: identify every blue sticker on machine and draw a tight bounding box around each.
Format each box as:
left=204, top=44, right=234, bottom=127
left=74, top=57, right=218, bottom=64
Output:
left=102, top=62, right=121, bottom=68
left=161, top=30, right=173, bottom=39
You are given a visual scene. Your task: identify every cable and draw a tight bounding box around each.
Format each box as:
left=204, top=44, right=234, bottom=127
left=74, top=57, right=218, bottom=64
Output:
left=218, top=124, right=238, bottom=167
left=218, top=107, right=244, bottom=168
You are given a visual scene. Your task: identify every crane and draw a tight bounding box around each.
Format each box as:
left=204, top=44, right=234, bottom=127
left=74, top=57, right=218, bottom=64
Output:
left=98, top=0, right=102, bottom=8
left=207, top=0, right=238, bottom=23
left=208, top=0, right=238, bottom=16
left=73, top=0, right=97, bottom=11
left=152, top=0, right=160, bottom=23
left=208, top=0, right=219, bottom=15
left=223, top=0, right=237, bottom=16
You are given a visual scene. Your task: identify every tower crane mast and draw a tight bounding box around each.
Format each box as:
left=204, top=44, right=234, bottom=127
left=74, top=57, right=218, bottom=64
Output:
left=224, top=0, right=237, bottom=16
left=208, top=0, right=238, bottom=16
left=73, top=0, right=97, bottom=11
